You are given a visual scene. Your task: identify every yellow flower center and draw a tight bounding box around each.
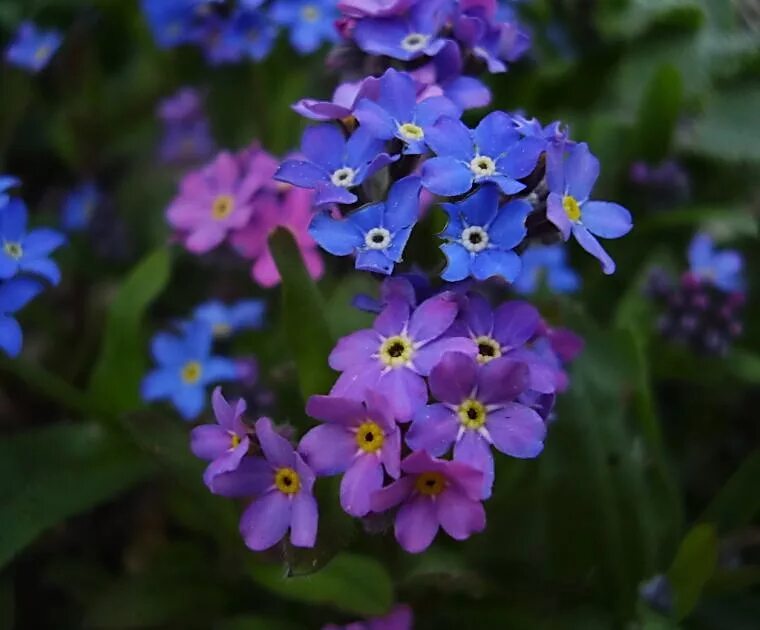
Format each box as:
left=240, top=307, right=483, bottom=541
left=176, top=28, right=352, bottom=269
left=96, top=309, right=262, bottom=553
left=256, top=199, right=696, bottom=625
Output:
left=562, top=195, right=581, bottom=222
left=212, top=322, right=232, bottom=338
left=398, top=123, right=424, bottom=141
left=301, top=5, right=320, bottom=22
left=211, top=194, right=235, bottom=220
left=34, top=45, right=51, bottom=62
left=458, top=398, right=487, bottom=430
left=230, top=432, right=241, bottom=449
left=355, top=421, right=385, bottom=454
left=378, top=335, right=415, bottom=368
left=181, top=360, right=203, bottom=384
left=3, top=241, right=23, bottom=259
left=415, top=472, right=446, bottom=496
left=474, top=335, right=502, bottom=364
left=401, top=32, right=429, bottom=52
left=274, top=467, right=301, bottom=495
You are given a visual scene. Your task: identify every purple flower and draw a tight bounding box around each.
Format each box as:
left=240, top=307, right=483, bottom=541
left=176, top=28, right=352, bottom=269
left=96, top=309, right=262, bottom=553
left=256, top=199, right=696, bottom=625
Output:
left=454, top=6, right=530, bottom=74
left=510, top=113, right=571, bottom=149
left=353, top=0, right=453, bottom=61
left=300, top=392, right=401, bottom=517
left=438, top=185, right=530, bottom=282
left=292, top=77, right=382, bottom=121
left=354, top=68, right=460, bottom=155
left=328, top=292, right=475, bottom=421
left=339, top=0, right=417, bottom=18
left=308, top=176, right=420, bottom=275
left=687, top=232, right=744, bottom=292
left=370, top=450, right=485, bottom=553
left=275, top=126, right=395, bottom=206
left=5, top=22, right=62, bottom=73
left=422, top=112, right=543, bottom=196
left=323, top=604, right=413, bottom=630
left=190, top=387, right=251, bottom=491
left=452, top=293, right=558, bottom=394
left=546, top=142, right=632, bottom=274
left=406, top=352, right=544, bottom=498
left=237, top=417, right=318, bottom=551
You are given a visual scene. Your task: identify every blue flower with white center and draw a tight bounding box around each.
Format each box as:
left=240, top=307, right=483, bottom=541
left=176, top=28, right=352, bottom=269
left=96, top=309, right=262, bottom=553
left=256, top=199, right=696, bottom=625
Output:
left=0, top=175, right=20, bottom=207
left=421, top=111, right=544, bottom=197
left=0, top=278, right=42, bottom=357
left=545, top=142, right=632, bottom=275
left=271, top=0, right=338, bottom=54
left=354, top=68, right=461, bottom=155
left=513, top=244, right=580, bottom=295
left=61, top=182, right=100, bottom=233
left=192, top=299, right=266, bottom=339
left=308, top=175, right=421, bottom=275
left=4, top=22, right=62, bottom=73
left=275, top=126, right=396, bottom=206
left=687, top=233, right=744, bottom=292
left=228, top=8, right=277, bottom=61
left=0, top=199, right=66, bottom=284
left=438, top=184, right=529, bottom=282
left=141, top=321, right=238, bottom=420
left=141, top=0, right=216, bottom=48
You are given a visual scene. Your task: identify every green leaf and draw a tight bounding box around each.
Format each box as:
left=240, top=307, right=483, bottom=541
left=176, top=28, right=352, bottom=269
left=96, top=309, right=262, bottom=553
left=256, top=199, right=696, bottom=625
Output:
left=0, top=422, right=153, bottom=568
left=727, top=349, right=760, bottom=385
left=636, top=65, right=683, bottom=161
left=667, top=523, right=718, bottom=620
left=269, top=229, right=336, bottom=403
left=701, top=449, right=760, bottom=533
left=248, top=553, right=393, bottom=617
left=88, top=248, right=172, bottom=415
left=217, top=615, right=305, bottom=630
left=598, top=0, right=705, bottom=39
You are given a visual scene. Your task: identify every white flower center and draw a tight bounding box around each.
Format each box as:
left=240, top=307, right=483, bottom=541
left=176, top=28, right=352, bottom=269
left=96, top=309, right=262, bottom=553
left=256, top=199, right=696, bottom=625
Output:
left=365, top=227, right=391, bottom=250
left=401, top=32, right=429, bottom=53
left=469, top=155, right=496, bottom=178
left=397, top=122, right=424, bottom=141
left=331, top=167, right=356, bottom=188
left=461, top=226, right=489, bottom=253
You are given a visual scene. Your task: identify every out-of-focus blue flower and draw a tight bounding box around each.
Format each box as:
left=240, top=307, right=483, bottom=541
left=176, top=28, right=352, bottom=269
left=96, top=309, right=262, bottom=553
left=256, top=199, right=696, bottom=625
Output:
left=157, top=88, right=216, bottom=164
left=0, top=278, right=42, bottom=357
left=421, top=111, right=544, bottom=196
left=0, top=176, right=20, bottom=207
left=513, top=244, right=580, bottom=294
left=192, top=299, right=266, bottom=338
left=227, top=8, right=278, bottom=61
left=141, top=321, right=238, bottom=420
left=4, top=22, right=62, bottom=73
left=353, top=0, right=453, bottom=61
left=438, top=184, right=529, bottom=282
left=309, top=176, right=421, bottom=275
left=0, top=199, right=66, bottom=284
left=687, top=233, right=744, bottom=292
left=61, top=182, right=100, bottom=233
left=141, top=0, right=218, bottom=48
left=546, top=142, right=632, bottom=275
left=354, top=68, right=460, bottom=155
left=271, top=0, right=338, bottom=54
left=275, top=126, right=396, bottom=206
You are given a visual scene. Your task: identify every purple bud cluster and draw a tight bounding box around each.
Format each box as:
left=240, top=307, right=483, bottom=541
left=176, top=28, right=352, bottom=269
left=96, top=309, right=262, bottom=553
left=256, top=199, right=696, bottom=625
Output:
left=157, top=88, right=216, bottom=165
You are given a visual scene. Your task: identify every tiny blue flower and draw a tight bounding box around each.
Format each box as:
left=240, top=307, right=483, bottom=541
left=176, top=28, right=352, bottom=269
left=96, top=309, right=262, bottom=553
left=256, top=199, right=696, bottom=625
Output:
left=275, top=126, right=396, bottom=206
left=271, top=0, right=338, bottom=54
left=0, top=278, right=43, bottom=357
left=229, top=8, right=277, bottom=61
left=0, top=199, right=66, bottom=284
left=192, top=299, right=266, bottom=338
left=308, top=175, right=421, bottom=275
left=4, top=22, right=62, bottom=73
left=0, top=175, right=20, bottom=207
left=513, top=244, right=580, bottom=294
left=61, top=182, right=100, bottom=232
left=687, top=233, right=744, bottom=292
left=354, top=68, right=461, bottom=155
left=141, top=321, right=238, bottom=420
left=439, top=184, right=529, bottom=282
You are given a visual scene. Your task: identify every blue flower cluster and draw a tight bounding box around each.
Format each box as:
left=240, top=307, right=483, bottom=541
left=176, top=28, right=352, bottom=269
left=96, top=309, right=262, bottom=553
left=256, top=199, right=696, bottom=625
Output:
left=4, top=22, right=62, bottom=73
left=0, top=177, right=66, bottom=357
left=141, top=0, right=338, bottom=63
left=141, top=298, right=266, bottom=419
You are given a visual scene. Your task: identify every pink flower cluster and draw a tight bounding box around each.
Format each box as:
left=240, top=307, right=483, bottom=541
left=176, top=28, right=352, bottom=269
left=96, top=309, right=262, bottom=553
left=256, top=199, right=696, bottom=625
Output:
left=166, top=143, right=323, bottom=287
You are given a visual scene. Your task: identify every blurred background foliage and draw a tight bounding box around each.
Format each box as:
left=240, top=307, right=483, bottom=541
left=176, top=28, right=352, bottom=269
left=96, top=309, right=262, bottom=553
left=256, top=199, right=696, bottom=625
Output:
left=0, top=0, right=758, bottom=628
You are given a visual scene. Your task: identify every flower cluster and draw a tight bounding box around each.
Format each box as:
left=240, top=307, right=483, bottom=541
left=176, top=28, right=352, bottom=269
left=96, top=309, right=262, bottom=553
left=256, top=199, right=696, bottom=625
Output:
left=0, top=177, right=66, bottom=357
left=166, top=143, right=323, bottom=287
left=647, top=233, right=745, bottom=356
left=4, top=22, right=62, bottom=73
left=141, top=298, right=265, bottom=419
left=323, top=603, right=413, bottom=630
left=157, top=87, right=216, bottom=165
left=192, top=280, right=582, bottom=553
left=141, top=0, right=338, bottom=63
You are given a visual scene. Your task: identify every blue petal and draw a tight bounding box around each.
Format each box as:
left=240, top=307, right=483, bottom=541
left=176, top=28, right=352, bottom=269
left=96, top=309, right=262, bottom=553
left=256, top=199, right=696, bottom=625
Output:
left=473, top=111, right=519, bottom=160
left=488, top=199, right=530, bottom=249
left=376, top=68, right=417, bottom=121
left=230, top=300, right=265, bottom=329
left=440, top=242, right=471, bottom=281
left=425, top=116, right=474, bottom=161
left=150, top=331, right=186, bottom=366
left=414, top=96, right=461, bottom=128
left=355, top=249, right=396, bottom=275
left=141, top=368, right=180, bottom=402
left=0, top=198, right=28, bottom=240
left=309, top=211, right=363, bottom=256
left=497, top=136, right=545, bottom=178
left=572, top=224, right=615, bottom=274
left=0, top=315, right=23, bottom=357
left=0, top=255, right=19, bottom=280
left=353, top=98, right=396, bottom=140
left=202, top=357, right=239, bottom=384
left=354, top=19, right=414, bottom=61
left=313, top=183, right=357, bottom=206
left=275, top=159, right=328, bottom=189
left=0, top=278, right=42, bottom=313
left=384, top=175, right=421, bottom=232
left=19, top=258, right=61, bottom=285
left=565, top=143, right=599, bottom=201
left=421, top=157, right=473, bottom=196
left=23, top=228, right=66, bottom=257
left=486, top=174, right=525, bottom=195
left=348, top=202, right=386, bottom=233
left=384, top=225, right=413, bottom=262
left=172, top=385, right=206, bottom=420
left=548, top=268, right=581, bottom=293
left=687, top=233, right=713, bottom=270
left=452, top=184, right=500, bottom=227
left=471, top=249, right=522, bottom=282
left=581, top=201, right=632, bottom=239
left=182, top=320, right=214, bottom=359
left=344, top=127, right=387, bottom=167
left=301, top=125, right=345, bottom=172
